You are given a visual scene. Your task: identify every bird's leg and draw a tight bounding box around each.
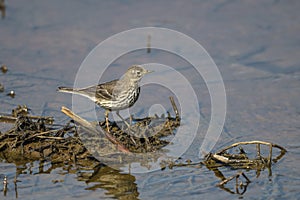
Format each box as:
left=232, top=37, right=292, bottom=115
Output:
left=129, top=114, right=133, bottom=125
left=116, top=111, right=136, bottom=145
left=116, top=111, right=131, bottom=129
left=105, top=110, right=110, bottom=133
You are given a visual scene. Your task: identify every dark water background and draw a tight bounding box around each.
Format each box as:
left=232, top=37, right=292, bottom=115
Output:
left=0, top=0, right=300, bottom=199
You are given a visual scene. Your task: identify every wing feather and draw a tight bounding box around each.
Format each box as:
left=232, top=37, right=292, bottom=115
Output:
left=78, top=79, right=118, bottom=100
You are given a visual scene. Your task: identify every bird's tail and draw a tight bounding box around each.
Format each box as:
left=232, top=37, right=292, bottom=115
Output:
left=58, top=86, right=97, bottom=102
left=57, top=86, right=77, bottom=94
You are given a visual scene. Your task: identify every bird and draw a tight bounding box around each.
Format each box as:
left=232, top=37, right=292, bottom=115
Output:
left=58, top=65, right=152, bottom=133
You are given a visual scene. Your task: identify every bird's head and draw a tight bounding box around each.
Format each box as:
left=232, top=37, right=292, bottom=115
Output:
left=126, top=65, right=153, bottom=82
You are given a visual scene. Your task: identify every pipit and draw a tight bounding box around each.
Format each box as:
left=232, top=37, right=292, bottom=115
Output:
left=58, top=65, right=152, bottom=132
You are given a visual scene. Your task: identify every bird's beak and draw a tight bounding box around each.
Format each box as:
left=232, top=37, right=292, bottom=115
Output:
left=145, top=69, right=153, bottom=74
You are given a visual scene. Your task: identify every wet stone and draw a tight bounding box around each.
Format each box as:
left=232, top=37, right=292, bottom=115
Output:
left=0, top=64, right=8, bottom=73
left=0, top=83, right=4, bottom=92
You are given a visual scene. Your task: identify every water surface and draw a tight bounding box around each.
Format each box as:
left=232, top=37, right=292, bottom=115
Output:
left=0, top=0, right=299, bottom=199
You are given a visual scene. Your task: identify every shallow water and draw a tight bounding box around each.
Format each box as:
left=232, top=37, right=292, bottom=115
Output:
left=1, top=0, right=300, bottom=199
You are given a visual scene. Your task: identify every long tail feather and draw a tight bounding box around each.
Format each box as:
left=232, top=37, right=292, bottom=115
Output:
left=57, top=86, right=97, bottom=102
left=57, top=86, right=76, bottom=93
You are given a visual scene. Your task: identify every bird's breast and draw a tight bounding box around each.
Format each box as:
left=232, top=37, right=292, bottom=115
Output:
left=98, top=84, right=139, bottom=111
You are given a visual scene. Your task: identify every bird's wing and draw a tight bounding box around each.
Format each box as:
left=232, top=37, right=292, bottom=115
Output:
left=96, top=79, right=119, bottom=100
left=76, top=79, right=118, bottom=100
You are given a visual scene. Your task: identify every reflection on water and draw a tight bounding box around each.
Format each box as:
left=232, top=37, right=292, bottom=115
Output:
left=0, top=160, right=139, bottom=199
left=81, top=165, right=139, bottom=199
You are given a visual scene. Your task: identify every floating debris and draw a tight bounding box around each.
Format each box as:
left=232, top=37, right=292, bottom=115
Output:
left=3, top=175, right=7, bottom=196
left=202, top=140, right=287, bottom=195
left=0, top=64, right=7, bottom=73
left=12, top=105, right=29, bottom=117
left=0, top=105, right=53, bottom=124
left=0, top=111, right=84, bottom=163
left=206, top=140, right=287, bottom=170
left=7, top=90, right=15, bottom=98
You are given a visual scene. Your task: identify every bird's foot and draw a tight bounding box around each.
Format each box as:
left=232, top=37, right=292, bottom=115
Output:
left=105, top=118, right=110, bottom=133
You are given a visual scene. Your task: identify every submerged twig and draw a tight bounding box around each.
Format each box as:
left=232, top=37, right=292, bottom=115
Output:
left=147, top=35, right=151, bottom=53
left=0, top=113, right=53, bottom=124
left=169, top=96, right=179, bottom=119
left=0, top=0, right=5, bottom=19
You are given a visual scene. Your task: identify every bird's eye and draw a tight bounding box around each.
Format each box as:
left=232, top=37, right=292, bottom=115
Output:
left=136, top=71, right=141, bottom=75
